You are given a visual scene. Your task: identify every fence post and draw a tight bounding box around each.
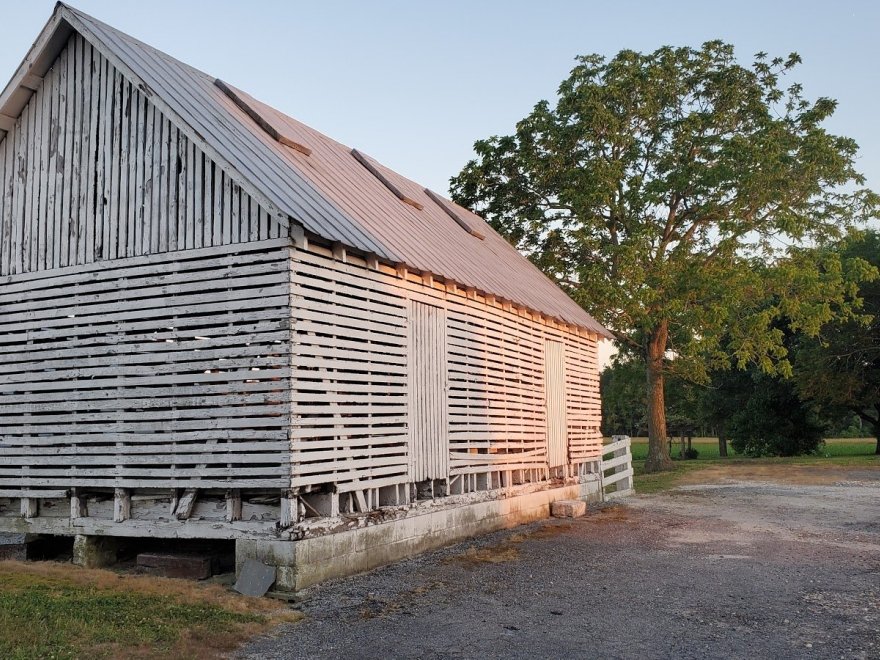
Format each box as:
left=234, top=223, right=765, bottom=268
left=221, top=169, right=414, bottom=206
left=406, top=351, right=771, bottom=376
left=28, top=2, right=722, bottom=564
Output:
left=617, top=436, right=632, bottom=493
left=602, top=435, right=634, bottom=499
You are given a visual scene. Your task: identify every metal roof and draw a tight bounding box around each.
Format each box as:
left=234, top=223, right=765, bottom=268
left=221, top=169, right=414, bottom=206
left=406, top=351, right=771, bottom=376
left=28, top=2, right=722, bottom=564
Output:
left=3, top=4, right=610, bottom=337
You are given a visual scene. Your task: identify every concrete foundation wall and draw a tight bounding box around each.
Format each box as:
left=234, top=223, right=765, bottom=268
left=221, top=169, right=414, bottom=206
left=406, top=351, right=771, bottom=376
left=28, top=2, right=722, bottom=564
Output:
left=237, top=478, right=602, bottom=591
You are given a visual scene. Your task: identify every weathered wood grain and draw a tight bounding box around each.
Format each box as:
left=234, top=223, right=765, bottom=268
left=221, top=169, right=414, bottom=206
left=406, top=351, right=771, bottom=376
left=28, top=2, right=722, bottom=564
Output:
left=0, top=35, right=284, bottom=275
left=0, top=242, right=292, bottom=492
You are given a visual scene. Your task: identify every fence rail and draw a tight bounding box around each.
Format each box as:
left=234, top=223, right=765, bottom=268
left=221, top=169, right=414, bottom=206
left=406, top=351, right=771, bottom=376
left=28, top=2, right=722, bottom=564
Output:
left=601, top=435, right=634, bottom=500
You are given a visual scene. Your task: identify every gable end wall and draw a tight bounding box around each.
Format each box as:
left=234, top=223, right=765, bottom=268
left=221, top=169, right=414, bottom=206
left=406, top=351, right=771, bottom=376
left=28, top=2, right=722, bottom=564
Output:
left=0, top=33, right=284, bottom=276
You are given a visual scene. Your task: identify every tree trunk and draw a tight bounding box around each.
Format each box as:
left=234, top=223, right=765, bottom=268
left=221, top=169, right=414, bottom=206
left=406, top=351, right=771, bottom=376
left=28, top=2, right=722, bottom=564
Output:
left=875, top=435, right=879, bottom=456
left=644, top=320, right=674, bottom=472
left=718, top=434, right=728, bottom=458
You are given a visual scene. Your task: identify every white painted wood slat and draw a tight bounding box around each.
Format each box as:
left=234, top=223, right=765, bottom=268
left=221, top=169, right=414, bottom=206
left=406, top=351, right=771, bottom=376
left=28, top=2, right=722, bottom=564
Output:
left=407, top=300, right=449, bottom=482
left=545, top=340, right=567, bottom=468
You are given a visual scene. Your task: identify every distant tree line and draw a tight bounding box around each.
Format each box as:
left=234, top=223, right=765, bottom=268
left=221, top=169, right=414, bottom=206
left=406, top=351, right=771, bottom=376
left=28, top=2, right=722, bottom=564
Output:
left=601, top=231, right=880, bottom=456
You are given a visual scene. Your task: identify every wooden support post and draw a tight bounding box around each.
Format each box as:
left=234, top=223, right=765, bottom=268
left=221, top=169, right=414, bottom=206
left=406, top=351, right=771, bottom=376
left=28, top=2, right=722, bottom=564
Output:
left=225, top=489, right=242, bottom=522
left=20, top=498, right=38, bottom=519
left=174, top=489, right=198, bottom=520
left=70, top=489, right=87, bottom=519
left=170, top=489, right=181, bottom=517
left=113, top=488, right=131, bottom=522
left=280, top=491, right=300, bottom=527
left=354, top=489, right=368, bottom=513
left=289, top=222, right=306, bottom=248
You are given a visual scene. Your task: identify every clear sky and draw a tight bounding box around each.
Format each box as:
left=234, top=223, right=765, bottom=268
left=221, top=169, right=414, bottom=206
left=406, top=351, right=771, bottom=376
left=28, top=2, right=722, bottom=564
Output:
left=3, top=1, right=879, bottom=365
left=3, top=1, right=878, bottom=196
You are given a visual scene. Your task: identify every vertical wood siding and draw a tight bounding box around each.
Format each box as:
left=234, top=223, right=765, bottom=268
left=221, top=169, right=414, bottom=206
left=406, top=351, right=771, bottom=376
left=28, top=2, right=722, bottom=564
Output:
left=0, top=240, right=292, bottom=491
left=407, top=300, right=449, bottom=482
left=544, top=340, right=567, bottom=468
left=0, top=34, right=283, bottom=276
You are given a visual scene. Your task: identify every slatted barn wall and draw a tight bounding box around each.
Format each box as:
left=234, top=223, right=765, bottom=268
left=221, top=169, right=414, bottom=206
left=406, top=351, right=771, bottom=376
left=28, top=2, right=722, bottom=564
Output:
left=289, top=245, right=603, bottom=495
left=564, top=339, right=603, bottom=461
left=0, top=33, right=282, bottom=277
left=446, top=300, right=549, bottom=478
left=289, top=249, right=410, bottom=495
left=0, top=240, right=292, bottom=492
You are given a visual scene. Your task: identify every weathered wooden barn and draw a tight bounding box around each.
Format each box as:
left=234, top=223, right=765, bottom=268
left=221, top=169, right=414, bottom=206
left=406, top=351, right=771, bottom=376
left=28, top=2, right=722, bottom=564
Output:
left=0, top=4, right=610, bottom=587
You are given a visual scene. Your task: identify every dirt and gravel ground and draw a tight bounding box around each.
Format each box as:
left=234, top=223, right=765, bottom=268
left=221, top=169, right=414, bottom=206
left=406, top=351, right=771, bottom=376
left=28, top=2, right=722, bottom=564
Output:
left=239, top=465, right=880, bottom=660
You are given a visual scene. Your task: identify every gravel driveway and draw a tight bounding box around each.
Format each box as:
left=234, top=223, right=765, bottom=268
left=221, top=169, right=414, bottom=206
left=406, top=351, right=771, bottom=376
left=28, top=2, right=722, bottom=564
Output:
left=239, top=465, right=880, bottom=660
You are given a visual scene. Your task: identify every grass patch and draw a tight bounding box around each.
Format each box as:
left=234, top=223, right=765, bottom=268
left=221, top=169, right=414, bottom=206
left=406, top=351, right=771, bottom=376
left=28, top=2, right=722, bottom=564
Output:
left=630, top=449, right=879, bottom=495
left=628, top=437, right=877, bottom=461
left=448, top=522, right=574, bottom=568
left=631, top=461, right=715, bottom=495
left=0, top=561, right=301, bottom=660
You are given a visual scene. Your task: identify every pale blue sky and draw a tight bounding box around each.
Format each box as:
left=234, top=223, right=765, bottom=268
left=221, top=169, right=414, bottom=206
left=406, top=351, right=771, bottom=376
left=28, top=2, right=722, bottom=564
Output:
left=2, top=0, right=879, bottom=198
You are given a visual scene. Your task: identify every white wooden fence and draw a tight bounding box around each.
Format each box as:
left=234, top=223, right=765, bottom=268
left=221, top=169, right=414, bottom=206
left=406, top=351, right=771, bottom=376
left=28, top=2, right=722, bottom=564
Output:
left=601, top=435, right=634, bottom=500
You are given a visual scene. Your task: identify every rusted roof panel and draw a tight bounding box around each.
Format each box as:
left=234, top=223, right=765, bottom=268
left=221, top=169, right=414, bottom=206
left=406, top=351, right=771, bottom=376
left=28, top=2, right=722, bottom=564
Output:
left=56, top=4, right=609, bottom=336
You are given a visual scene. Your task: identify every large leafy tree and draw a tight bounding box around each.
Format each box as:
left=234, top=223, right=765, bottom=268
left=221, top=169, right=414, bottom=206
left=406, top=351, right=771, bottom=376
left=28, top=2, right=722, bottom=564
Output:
left=451, top=42, right=877, bottom=471
left=796, top=231, right=880, bottom=454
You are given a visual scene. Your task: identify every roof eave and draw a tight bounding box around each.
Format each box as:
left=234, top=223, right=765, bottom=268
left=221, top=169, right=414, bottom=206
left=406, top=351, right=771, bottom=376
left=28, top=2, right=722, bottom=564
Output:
left=0, top=4, right=74, bottom=139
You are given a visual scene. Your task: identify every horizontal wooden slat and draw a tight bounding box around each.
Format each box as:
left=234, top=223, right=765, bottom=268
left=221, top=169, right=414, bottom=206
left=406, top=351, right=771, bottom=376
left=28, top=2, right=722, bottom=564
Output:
left=0, top=244, right=292, bottom=491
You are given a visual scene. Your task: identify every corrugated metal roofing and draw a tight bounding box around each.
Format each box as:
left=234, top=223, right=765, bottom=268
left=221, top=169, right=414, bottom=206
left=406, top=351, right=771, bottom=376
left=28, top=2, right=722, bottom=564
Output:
left=23, top=4, right=610, bottom=336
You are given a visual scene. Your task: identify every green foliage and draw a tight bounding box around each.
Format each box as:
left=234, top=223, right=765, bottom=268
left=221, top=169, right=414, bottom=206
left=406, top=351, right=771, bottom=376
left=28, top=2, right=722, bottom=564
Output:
left=629, top=440, right=728, bottom=461
left=723, top=368, right=826, bottom=456
left=452, top=41, right=875, bottom=377
left=601, top=358, right=710, bottom=436
left=600, top=358, right=646, bottom=436
left=795, top=230, right=880, bottom=452
left=451, top=40, right=878, bottom=467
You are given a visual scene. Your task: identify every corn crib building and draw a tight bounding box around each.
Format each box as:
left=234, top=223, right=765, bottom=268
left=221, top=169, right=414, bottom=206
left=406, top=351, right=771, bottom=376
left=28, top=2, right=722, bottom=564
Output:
left=0, top=4, right=611, bottom=588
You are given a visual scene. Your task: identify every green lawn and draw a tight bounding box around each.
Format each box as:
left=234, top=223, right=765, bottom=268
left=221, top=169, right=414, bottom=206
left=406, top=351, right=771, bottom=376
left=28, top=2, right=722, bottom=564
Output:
left=0, top=562, right=300, bottom=660
left=628, top=437, right=877, bottom=461
left=621, top=437, right=879, bottom=495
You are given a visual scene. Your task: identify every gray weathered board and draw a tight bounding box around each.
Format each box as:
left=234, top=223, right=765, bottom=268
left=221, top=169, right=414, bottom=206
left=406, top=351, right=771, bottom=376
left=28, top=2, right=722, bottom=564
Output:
left=0, top=34, right=282, bottom=277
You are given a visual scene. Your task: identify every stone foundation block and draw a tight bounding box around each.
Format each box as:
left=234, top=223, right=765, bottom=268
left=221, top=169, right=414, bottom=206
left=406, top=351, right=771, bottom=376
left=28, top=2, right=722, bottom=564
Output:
left=0, top=533, right=36, bottom=560
left=237, top=478, right=602, bottom=592
left=550, top=499, right=587, bottom=518
left=73, top=534, right=119, bottom=568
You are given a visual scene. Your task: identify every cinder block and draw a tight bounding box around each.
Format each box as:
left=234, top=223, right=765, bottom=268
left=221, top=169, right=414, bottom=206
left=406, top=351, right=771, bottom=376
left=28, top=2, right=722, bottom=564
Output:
left=237, top=481, right=602, bottom=592
left=550, top=499, right=586, bottom=518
